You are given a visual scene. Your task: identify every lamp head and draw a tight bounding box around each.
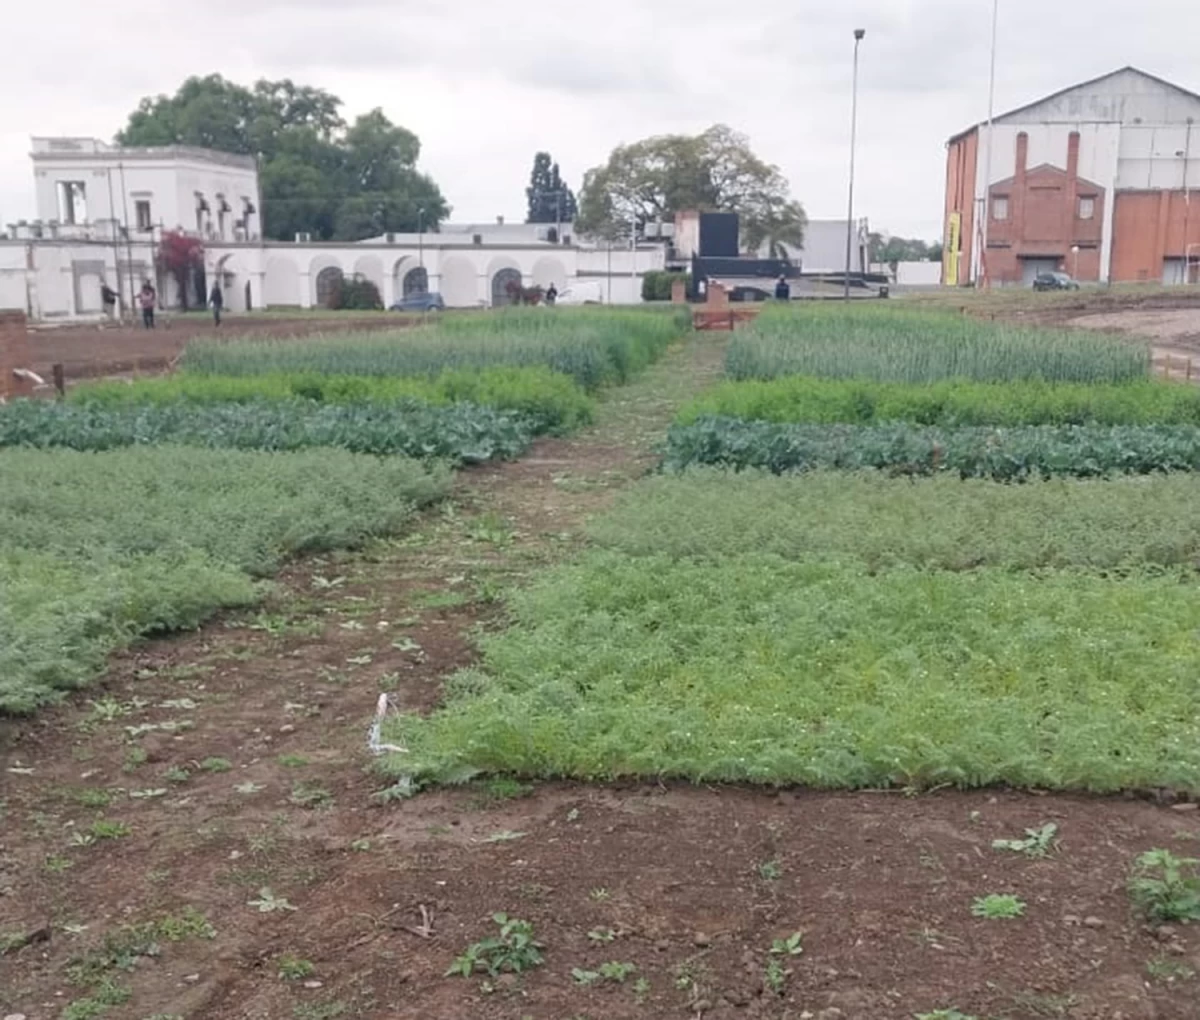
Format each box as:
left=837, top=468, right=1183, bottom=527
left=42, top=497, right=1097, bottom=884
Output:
left=854, top=28, right=866, bottom=40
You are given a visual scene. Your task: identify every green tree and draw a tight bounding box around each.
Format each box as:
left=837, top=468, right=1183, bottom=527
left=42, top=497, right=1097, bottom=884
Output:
left=526, top=152, right=577, bottom=226
left=869, top=233, right=943, bottom=267
left=116, top=75, right=449, bottom=242
left=576, top=125, right=805, bottom=249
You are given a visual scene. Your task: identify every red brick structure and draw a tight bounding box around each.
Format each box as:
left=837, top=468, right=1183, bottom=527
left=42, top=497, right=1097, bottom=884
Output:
left=0, top=310, right=34, bottom=400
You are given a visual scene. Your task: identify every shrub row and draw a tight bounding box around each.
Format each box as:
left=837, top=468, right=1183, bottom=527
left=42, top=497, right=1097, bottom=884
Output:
left=70, top=365, right=594, bottom=435
left=677, top=376, right=1200, bottom=428
left=665, top=417, right=1200, bottom=480
left=0, top=400, right=534, bottom=464
left=726, top=303, right=1150, bottom=384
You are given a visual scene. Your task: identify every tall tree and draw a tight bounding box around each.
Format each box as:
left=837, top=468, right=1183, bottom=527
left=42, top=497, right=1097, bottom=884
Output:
left=869, top=233, right=943, bottom=267
left=116, top=75, right=449, bottom=242
left=526, top=152, right=577, bottom=225
left=576, top=125, right=806, bottom=249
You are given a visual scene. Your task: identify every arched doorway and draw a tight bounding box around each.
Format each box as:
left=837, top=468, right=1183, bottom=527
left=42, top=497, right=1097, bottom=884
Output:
left=403, top=267, right=429, bottom=296
left=491, top=267, right=522, bottom=307
left=315, top=266, right=343, bottom=308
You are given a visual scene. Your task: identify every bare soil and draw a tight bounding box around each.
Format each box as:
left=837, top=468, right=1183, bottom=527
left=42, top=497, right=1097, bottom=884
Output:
left=24, top=313, right=416, bottom=382
left=2, top=334, right=1200, bottom=1020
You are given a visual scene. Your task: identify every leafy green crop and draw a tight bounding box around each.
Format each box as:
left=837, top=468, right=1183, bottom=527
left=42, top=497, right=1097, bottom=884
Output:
left=70, top=365, right=594, bottom=436
left=665, top=417, right=1200, bottom=480
left=726, top=303, right=1149, bottom=383
left=588, top=470, right=1200, bottom=572
left=0, top=400, right=532, bottom=464
left=0, top=447, right=449, bottom=713
left=677, top=376, right=1200, bottom=428
left=183, top=307, right=687, bottom=392
left=384, top=551, right=1200, bottom=792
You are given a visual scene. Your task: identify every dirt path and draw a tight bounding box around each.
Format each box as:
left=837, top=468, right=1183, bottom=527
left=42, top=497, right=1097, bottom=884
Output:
left=2, top=332, right=1199, bottom=1020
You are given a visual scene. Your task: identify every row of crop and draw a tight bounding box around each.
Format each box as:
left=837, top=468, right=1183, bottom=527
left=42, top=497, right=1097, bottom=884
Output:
left=184, top=307, right=689, bottom=392
left=677, top=375, right=1200, bottom=427
left=726, top=304, right=1149, bottom=384
left=70, top=365, right=593, bottom=436
left=1, top=448, right=450, bottom=714
left=665, top=417, right=1200, bottom=480
left=0, top=400, right=533, bottom=464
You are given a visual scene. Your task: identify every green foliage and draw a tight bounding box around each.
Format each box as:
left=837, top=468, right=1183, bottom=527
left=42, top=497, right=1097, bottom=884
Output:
left=0, top=447, right=447, bottom=713
left=445, top=913, right=544, bottom=978
left=678, top=376, right=1200, bottom=427
left=971, top=894, right=1026, bottom=919
left=182, top=307, right=687, bottom=392
left=385, top=551, right=1200, bottom=791
left=993, top=823, right=1059, bottom=858
left=590, top=471, right=1200, bottom=572
left=770, top=933, right=804, bottom=957
left=727, top=304, right=1149, bottom=384
left=278, top=954, right=315, bottom=980
left=1128, top=850, right=1200, bottom=923
left=642, top=270, right=688, bottom=302
left=526, top=151, right=577, bottom=225
left=325, top=275, right=382, bottom=310
left=915, top=1012, right=977, bottom=1020
left=0, top=400, right=533, bottom=465
left=665, top=418, right=1200, bottom=480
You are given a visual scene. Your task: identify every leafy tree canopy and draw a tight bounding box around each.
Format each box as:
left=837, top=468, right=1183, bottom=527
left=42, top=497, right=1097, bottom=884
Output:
left=869, top=232, right=943, bottom=267
left=526, top=152, right=577, bottom=226
left=575, top=124, right=806, bottom=252
left=116, top=74, right=449, bottom=242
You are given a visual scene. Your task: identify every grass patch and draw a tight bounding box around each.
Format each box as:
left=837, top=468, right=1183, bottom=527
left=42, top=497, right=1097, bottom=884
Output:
left=385, top=551, right=1200, bottom=791
left=589, top=471, right=1200, bottom=571
left=726, top=304, right=1148, bottom=383
left=664, top=418, right=1200, bottom=479
left=0, top=447, right=448, bottom=714
left=184, top=307, right=688, bottom=392
left=677, top=376, right=1200, bottom=427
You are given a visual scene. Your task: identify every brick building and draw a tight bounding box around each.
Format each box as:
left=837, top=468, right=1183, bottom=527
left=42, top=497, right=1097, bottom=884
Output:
left=944, top=67, right=1200, bottom=287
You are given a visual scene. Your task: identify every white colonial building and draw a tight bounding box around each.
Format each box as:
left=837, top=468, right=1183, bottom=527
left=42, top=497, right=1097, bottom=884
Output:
left=0, top=139, right=661, bottom=320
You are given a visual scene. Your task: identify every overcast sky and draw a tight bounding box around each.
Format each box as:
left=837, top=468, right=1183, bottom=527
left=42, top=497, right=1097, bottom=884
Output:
left=3, top=0, right=1199, bottom=242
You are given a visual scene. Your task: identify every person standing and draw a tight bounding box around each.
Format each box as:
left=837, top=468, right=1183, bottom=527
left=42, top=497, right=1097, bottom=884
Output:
left=139, top=281, right=157, bottom=329
left=774, top=275, right=791, bottom=301
left=209, top=282, right=224, bottom=326
left=100, top=280, right=118, bottom=321
left=544, top=283, right=558, bottom=306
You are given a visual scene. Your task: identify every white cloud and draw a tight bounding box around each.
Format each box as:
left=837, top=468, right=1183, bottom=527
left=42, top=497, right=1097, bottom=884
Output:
left=3, top=0, right=1200, bottom=241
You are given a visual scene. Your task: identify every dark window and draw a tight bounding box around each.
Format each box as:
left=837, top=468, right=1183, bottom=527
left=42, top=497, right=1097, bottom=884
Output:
left=135, top=200, right=152, bottom=231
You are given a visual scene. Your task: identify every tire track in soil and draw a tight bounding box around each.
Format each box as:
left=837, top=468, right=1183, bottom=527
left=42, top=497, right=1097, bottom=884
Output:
left=2, top=331, right=1199, bottom=1020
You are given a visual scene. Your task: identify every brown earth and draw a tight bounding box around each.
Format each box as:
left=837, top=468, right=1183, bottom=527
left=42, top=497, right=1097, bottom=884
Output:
left=3, top=334, right=1200, bottom=1020
left=23, top=312, right=420, bottom=382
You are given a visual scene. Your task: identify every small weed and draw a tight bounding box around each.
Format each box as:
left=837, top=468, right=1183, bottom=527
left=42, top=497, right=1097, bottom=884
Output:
left=163, top=766, right=191, bottom=784
left=70, top=787, right=117, bottom=809
left=122, top=747, right=148, bottom=771
left=376, top=673, right=401, bottom=691
left=391, top=636, right=423, bottom=653
left=289, top=782, right=333, bottom=809
left=589, top=888, right=611, bottom=902
left=87, top=819, right=130, bottom=841
left=757, top=859, right=783, bottom=881
left=199, top=757, right=233, bottom=773
left=446, top=913, right=543, bottom=978
left=345, top=653, right=374, bottom=666
left=1129, top=849, right=1200, bottom=923
left=372, top=781, right=415, bottom=804
left=971, top=894, right=1026, bottom=919
left=587, top=928, right=617, bottom=943
left=62, top=979, right=131, bottom=1020
left=235, top=781, right=264, bottom=795
left=770, top=932, right=804, bottom=957
left=915, top=1012, right=978, bottom=1020
left=129, top=788, right=168, bottom=800
left=81, top=696, right=137, bottom=727
left=45, top=854, right=74, bottom=873
left=598, top=961, right=636, bottom=983
left=1008, top=991, right=1078, bottom=1016
left=278, top=954, right=315, bottom=980
left=633, top=976, right=651, bottom=1002
left=351, top=839, right=372, bottom=852
left=764, top=956, right=788, bottom=996
left=1, top=930, right=30, bottom=952
left=572, top=967, right=600, bottom=985
left=1147, top=956, right=1196, bottom=982
left=993, top=823, right=1059, bottom=858
left=248, top=887, right=297, bottom=913
left=278, top=754, right=310, bottom=768
left=483, top=830, right=526, bottom=843
left=292, top=999, right=347, bottom=1020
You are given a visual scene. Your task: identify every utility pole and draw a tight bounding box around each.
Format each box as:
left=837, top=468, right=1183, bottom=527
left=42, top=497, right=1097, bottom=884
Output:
left=417, top=206, right=426, bottom=287
left=105, top=168, right=124, bottom=320
left=845, top=29, right=866, bottom=300
left=978, top=0, right=1000, bottom=288
left=118, top=162, right=136, bottom=314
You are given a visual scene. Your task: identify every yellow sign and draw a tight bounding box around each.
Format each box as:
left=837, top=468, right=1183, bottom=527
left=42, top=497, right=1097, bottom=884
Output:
left=944, top=213, right=961, bottom=286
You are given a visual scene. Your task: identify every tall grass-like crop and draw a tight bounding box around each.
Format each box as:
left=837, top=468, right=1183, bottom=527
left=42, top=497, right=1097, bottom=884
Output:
left=0, top=447, right=449, bottom=713
left=69, top=366, right=594, bottom=436
left=726, top=304, right=1150, bottom=383
left=0, top=400, right=533, bottom=464
left=665, top=417, right=1200, bottom=480
left=677, top=376, right=1200, bottom=427
left=183, top=307, right=688, bottom=392
left=383, top=552, right=1200, bottom=791
left=589, top=470, right=1200, bottom=571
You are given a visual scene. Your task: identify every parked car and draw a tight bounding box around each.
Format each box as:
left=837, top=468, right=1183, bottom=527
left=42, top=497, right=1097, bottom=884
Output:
left=1032, top=272, right=1080, bottom=292
left=729, top=286, right=771, bottom=303
left=556, top=282, right=604, bottom=306
left=390, top=291, right=445, bottom=312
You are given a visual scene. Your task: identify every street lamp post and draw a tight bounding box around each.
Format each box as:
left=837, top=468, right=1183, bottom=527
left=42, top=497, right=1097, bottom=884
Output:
left=978, top=0, right=1000, bottom=288
left=844, top=29, right=866, bottom=301
left=417, top=207, right=426, bottom=285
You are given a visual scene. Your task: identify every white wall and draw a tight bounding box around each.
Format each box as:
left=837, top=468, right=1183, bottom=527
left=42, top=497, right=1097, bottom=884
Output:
left=0, top=245, right=27, bottom=311
left=1002, top=67, right=1200, bottom=127
left=895, top=261, right=942, bottom=286
left=1117, top=124, right=1200, bottom=190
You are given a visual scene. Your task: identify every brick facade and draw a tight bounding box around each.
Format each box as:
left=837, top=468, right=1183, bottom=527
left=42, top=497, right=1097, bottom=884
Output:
left=1110, top=190, right=1200, bottom=283
left=943, top=128, right=978, bottom=285
left=0, top=310, right=34, bottom=399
